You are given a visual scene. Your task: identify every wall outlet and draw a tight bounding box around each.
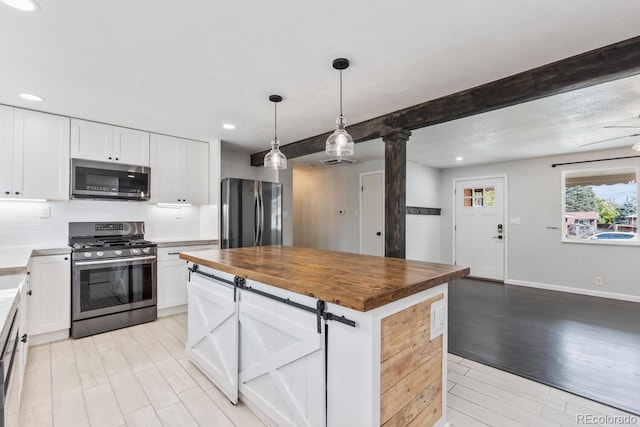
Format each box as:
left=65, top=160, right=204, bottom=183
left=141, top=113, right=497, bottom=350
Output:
left=595, top=276, right=604, bottom=286
left=430, top=299, right=447, bottom=339
left=39, top=206, right=51, bottom=219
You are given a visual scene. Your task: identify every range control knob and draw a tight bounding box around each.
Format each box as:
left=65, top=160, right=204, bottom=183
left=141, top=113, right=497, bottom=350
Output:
left=83, top=252, right=92, bottom=258
left=142, top=247, right=151, bottom=254
left=114, top=250, right=122, bottom=256
left=96, top=251, right=104, bottom=257
left=130, top=248, right=142, bottom=255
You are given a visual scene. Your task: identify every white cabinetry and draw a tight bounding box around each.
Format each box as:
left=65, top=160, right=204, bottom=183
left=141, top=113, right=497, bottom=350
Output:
left=187, top=264, right=325, bottom=427
left=18, top=274, right=29, bottom=392
left=71, top=118, right=150, bottom=166
left=3, top=275, right=29, bottom=423
left=150, top=134, right=209, bottom=205
left=28, top=254, right=71, bottom=344
left=187, top=268, right=239, bottom=403
left=0, top=106, right=70, bottom=200
left=238, top=283, right=325, bottom=427
left=157, top=245, right=215, bottom=316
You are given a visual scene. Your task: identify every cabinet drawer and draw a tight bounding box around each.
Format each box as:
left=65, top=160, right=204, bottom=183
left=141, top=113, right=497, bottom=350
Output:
left=158, top=245, right=215, bottom=261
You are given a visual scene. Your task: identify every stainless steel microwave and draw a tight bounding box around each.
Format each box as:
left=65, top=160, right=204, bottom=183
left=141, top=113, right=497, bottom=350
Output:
left=70, top=158, right=150, bottom=201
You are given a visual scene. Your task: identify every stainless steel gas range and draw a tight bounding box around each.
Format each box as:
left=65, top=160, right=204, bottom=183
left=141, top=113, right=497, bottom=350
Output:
left=69, top=221, right=157, bottom=338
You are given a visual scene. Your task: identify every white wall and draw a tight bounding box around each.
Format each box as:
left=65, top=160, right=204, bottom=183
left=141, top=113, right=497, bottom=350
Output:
left=406, top=161, right=441, bottom=262
left=293, top=159, right=385, bottom=253
left=293, top=158, right=442, bottom=261
left=439, top=147, right=640, bottom=300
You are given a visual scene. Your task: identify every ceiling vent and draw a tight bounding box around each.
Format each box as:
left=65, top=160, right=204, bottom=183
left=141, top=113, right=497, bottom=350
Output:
left=319, top=158, right=357, bottom=166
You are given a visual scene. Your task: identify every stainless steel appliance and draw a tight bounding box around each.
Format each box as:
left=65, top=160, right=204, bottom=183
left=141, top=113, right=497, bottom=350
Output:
left=69, top=221, right=157, bottom=338
left=220, top=178, right=282, bottom=248
left=0, top=296, right=19, bottom=427
left=71, top=158, right=150, bottom=201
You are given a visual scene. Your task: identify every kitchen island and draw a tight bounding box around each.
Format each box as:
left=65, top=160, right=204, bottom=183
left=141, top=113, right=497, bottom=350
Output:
left=180, top=246, right=469, bottom=427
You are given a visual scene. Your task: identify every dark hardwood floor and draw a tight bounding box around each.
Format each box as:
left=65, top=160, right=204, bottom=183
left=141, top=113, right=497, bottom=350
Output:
left=448, top=278, right=640, bottom=416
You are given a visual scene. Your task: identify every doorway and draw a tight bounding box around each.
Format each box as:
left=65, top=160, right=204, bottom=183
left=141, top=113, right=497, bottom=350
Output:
left=454, top=176, right=506, bottom=281
left=360, top=171, right=384, bottom=256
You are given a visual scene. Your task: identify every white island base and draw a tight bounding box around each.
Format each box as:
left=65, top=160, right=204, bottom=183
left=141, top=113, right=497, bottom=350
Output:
left=186, top=262, right=448, bottom=427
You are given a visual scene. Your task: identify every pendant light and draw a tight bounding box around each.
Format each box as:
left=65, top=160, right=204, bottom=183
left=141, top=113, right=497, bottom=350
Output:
left=263, top=94, right=287, bottom=169
left=326, top=58, right=354, bottom=157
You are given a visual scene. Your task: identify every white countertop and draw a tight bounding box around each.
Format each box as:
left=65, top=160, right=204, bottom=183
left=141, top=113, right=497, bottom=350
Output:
left=0, top=245, right=70, bottom=274
left=0, top=275, right=23, bottom=340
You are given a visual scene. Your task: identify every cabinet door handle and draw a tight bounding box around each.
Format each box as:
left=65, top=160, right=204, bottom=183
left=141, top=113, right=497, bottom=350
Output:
left=168, top=252, right=180, bottom=255
left=4, top=191, right=9, bottom=195
left=14, top=191, right=19, bottom=195
left=108, top=156, right=112, bottom=160
left=21, top=334, right=28, bottom=343
left=115, top=157, right=119, bottom=161
left=27, top=290, right=32, bottom=296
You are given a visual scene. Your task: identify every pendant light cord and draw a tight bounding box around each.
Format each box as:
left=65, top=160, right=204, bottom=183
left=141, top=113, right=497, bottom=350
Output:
left=339, top=70, right=343, bottom=117
left=274, top=101, right=278, bottom=140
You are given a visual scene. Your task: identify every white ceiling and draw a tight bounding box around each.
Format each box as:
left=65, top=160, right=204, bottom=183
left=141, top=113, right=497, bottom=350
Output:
left=1, top=1, right=640, bottom=169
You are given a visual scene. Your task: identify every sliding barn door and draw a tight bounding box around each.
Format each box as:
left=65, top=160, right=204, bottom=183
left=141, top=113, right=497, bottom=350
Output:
left=238, top=289, right=325, bottom=427
left=187, top=272, right=239, bottom=403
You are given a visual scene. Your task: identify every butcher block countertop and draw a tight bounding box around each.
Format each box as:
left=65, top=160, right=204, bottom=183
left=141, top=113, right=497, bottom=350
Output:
left=180, top=246, right=469, bottom=312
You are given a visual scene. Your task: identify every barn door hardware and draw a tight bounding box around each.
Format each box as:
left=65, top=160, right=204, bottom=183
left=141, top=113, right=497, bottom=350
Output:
left=236, top=282, right=356, bottom=333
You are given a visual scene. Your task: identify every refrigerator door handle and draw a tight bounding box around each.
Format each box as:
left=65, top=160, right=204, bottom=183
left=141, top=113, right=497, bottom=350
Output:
left=258, top=182, right=264, bottom=245
left=254, top=181, right=260, bottom=246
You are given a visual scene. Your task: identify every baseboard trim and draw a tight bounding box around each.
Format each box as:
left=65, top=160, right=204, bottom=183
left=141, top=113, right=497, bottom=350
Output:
left=29, top=329, right=69, bottom=346
left=506, top=279, right=640, bottom=303
left=158, top=304, right=187, bottom=318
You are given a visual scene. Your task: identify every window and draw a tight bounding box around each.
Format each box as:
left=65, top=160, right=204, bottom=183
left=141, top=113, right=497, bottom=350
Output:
left=562, top=167, right=639, bottom=244
left=463, top=187, right=495, bottom=207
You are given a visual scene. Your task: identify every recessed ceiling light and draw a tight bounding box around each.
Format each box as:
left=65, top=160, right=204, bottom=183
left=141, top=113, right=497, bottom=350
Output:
left=19, top=93, right=44, bottom=102
left=222, top=123, right=236, bottom=130
left=1, top=0, right=40, bottom=12
left=456, top=156, right=464, bottom=162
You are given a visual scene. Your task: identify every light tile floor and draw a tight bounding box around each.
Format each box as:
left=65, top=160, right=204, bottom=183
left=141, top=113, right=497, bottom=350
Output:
left=11, top=314, right=637, bottom=427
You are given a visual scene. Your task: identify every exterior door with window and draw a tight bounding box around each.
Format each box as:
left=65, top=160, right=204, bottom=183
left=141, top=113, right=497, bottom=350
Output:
left=455, top=177, right=505, bottom=281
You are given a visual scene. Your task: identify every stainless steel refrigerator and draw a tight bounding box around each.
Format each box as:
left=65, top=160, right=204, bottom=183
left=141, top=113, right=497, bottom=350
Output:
left=220, top=178, right=283, bottom=248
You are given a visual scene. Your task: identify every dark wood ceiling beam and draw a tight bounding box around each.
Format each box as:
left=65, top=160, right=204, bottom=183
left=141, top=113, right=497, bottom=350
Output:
left=251, top=35, right=640, bottom=166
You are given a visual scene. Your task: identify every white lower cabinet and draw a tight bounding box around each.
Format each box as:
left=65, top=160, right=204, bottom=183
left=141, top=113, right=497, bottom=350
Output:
left=187, top=263, right=325, bottom=427
left=186, top=262, right=450, bottom=427
left=28, top=254, right=71, bottom=344
left=238, top=284, right=325, bottom=427
left=4, top=274, right=29, bottom=424
left=157, top=245, right=215, bottom=316
left=187, top=269, right=239, bottom=403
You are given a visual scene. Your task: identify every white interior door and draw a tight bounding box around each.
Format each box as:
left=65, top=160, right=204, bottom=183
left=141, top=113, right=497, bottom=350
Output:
left=455, top=177, right=505, bottom=281
left=360, top=171, right=384, bottom=256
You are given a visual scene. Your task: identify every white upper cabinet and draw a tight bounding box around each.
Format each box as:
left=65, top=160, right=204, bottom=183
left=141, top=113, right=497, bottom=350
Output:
left=71, top=119, right=150, bottom=166
left=0, top=106, right=70, bottom=200
left=150, top=134, right=209, bottom=205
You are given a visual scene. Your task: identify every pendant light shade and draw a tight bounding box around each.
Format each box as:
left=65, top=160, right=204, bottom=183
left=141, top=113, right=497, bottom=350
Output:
left=264, top=94, right=287, bottom=170
left=326, top=58, right=354, bottom=157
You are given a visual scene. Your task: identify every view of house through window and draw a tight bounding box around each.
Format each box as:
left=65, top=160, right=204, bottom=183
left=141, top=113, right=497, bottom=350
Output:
left=563, top=167, right=638, bottom=243
left=463, top=187, right=495, bottom=207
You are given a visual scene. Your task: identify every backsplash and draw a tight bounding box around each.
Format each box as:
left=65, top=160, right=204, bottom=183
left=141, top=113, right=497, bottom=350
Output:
left=0, top=200, right=216, bottom=246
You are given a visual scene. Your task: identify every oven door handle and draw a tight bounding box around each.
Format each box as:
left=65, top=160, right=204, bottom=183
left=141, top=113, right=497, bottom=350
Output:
left=74, top=255, right=157, bottom=266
